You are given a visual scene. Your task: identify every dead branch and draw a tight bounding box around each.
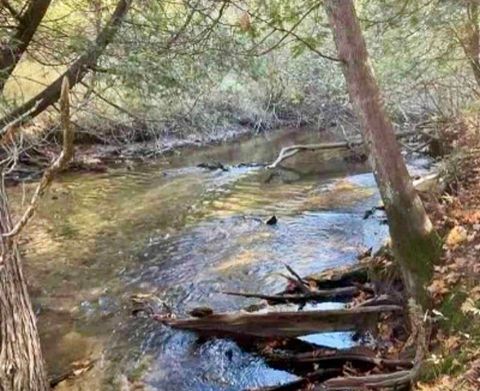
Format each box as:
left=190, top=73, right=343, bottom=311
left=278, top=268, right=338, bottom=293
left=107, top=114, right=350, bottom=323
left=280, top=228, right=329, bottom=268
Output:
left=267, top=130, right=421, bottom=169
left=221, top=286, right=359, bottom=303
left=267, top=140, right=363, bottom=169
left=2, top=77, right=74, bottom=238
left=267, top=349, right=413, bottom=370
left=282, top=262, right=311, bottom=294
left=160, top=305, right=403, bottom=338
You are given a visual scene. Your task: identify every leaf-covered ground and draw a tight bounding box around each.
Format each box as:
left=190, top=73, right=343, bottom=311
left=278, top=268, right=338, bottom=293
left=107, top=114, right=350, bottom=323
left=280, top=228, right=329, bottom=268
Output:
left=415, top=116, right=480, bottom=390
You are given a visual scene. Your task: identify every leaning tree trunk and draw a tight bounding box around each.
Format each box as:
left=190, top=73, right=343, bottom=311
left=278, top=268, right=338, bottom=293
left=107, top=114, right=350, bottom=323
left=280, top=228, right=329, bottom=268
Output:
left=0, top=193, right=49, bottom=390
left=0, top=0, right=131, bottom=127
left=0, top=0, right=53, bottom=93
left=324, top=0, right=441, bottom=307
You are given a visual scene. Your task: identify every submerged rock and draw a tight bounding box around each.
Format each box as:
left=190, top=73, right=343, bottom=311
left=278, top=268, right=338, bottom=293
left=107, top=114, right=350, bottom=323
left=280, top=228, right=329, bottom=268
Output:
left=265, top=215, right=277, bottom=225
left=197, top=162, right=229, bottom=171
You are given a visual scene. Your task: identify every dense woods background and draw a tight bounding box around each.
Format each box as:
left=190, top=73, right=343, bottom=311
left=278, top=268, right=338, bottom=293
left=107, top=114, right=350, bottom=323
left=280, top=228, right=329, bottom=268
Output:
left=1, top=0, right=479, bottom=144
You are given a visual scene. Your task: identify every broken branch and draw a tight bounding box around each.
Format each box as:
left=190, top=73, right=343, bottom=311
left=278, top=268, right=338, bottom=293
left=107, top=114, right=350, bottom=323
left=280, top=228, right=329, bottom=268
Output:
left=267, top=130, right=421, bottom=169
left=222, top=286, right=359, bottom=303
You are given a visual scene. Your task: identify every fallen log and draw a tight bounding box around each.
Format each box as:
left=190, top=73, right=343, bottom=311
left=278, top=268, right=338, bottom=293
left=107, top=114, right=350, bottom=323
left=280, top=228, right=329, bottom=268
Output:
left=267, top=130, right=422, bottom=169
left=222, top=286, right=359, bottom=304
left=160, top=305, right=403, bottom=338
left=267, top=349, right=413, bottom=370
left=267, top=140, right=364, bottom=169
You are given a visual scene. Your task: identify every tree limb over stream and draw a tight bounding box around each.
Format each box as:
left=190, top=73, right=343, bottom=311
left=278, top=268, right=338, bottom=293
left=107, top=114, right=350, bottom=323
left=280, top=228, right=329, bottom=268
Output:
left=267, top=130, right=427, bottom=169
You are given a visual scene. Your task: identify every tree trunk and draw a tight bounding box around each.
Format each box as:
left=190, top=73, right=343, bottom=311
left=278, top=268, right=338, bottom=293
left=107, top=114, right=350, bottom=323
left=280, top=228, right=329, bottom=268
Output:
left=0, top=0, right=131, bottom=127
left=324, top=0, right=441, bottom=307
left=0, top=0, right=53, bottom=92
left=0, top=188, right=49, bottom=390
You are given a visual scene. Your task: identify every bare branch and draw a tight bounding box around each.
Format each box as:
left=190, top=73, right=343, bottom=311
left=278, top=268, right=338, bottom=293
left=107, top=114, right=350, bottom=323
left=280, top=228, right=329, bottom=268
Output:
left=267, top=130, right=421, bottom=169
left=0, top=0, right=21, bottom=20
left=3, top=77, right=74, bottom=238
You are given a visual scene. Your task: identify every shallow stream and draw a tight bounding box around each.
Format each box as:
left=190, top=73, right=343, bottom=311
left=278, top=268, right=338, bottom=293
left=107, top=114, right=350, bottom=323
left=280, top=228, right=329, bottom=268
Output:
left=15, top=128, right=432, bottom=390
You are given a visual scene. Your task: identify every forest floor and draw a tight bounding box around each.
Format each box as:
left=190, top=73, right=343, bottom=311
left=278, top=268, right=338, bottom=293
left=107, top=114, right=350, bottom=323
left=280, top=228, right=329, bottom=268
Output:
left=414, top=116, right=480, bottom=390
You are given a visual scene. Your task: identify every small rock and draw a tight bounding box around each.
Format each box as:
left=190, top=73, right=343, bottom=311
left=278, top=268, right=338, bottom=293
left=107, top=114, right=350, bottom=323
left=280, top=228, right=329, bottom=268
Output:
left=265, top=215, right=277, bottom=225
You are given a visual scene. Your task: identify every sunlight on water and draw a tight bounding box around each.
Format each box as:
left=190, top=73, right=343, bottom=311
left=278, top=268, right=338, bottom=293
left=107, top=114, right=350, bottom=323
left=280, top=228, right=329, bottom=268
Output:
left=10, top=128, right=399, bottom=390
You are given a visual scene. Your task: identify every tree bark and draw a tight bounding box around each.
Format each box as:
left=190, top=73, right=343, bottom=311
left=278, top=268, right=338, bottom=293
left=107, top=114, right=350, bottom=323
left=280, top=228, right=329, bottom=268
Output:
left=0, top=78, right=74, bottom=390
left=0, top=193, right=49, bottom=391
left=324, top=0, right=440, bottom=307
left=162, top=305, right=402, bottom=338
left=0, top=0, right=53, bottom=92
left=0, top=0, right=132, bottom=128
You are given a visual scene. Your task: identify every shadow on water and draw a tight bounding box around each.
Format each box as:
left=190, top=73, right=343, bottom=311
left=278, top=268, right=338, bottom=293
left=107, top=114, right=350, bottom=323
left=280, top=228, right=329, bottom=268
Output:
left=12, top=128, right=433, bottom=389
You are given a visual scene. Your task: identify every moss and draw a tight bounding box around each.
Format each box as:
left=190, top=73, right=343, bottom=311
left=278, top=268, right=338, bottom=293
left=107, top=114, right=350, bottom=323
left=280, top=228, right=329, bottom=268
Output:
left=392, top=229, right=442, bottom=308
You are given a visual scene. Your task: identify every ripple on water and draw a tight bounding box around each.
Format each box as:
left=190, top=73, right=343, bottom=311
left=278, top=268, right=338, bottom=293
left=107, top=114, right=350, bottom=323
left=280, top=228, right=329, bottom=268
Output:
left=12, top=128, right=418, bottom=390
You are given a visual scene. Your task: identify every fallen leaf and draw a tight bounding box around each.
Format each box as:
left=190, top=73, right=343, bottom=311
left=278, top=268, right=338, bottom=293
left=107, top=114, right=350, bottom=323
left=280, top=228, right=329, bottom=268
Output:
left=445, top=226, right=468, bottom=248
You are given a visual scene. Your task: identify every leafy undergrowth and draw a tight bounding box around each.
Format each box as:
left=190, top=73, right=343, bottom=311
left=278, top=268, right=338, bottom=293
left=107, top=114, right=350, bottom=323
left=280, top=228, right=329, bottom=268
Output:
left=415, top=115, right=480, bottom=390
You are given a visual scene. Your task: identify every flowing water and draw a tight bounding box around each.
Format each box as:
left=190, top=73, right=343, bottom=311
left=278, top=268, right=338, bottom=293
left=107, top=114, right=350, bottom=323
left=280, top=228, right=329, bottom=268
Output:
left=14, top=128, right=432, bottom=390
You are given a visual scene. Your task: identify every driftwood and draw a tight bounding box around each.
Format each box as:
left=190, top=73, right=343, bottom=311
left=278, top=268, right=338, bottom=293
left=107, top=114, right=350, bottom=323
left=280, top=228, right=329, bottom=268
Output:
left=267, top=130, right=421, bottom=169
left=160, top=305, right=402, bottom=338
left=267, top=349, right=413, bottom=370
left=267, top=140, right=364, bottom=169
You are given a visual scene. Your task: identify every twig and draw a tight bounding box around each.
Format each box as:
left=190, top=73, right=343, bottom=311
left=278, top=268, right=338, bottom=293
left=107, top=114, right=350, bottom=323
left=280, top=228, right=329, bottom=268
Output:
left=283, top=262, right=311, bottom=294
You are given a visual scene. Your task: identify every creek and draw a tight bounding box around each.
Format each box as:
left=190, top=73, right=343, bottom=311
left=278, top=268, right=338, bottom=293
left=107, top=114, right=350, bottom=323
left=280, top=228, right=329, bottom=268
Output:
left=14, top=128, right=432, bottom=390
